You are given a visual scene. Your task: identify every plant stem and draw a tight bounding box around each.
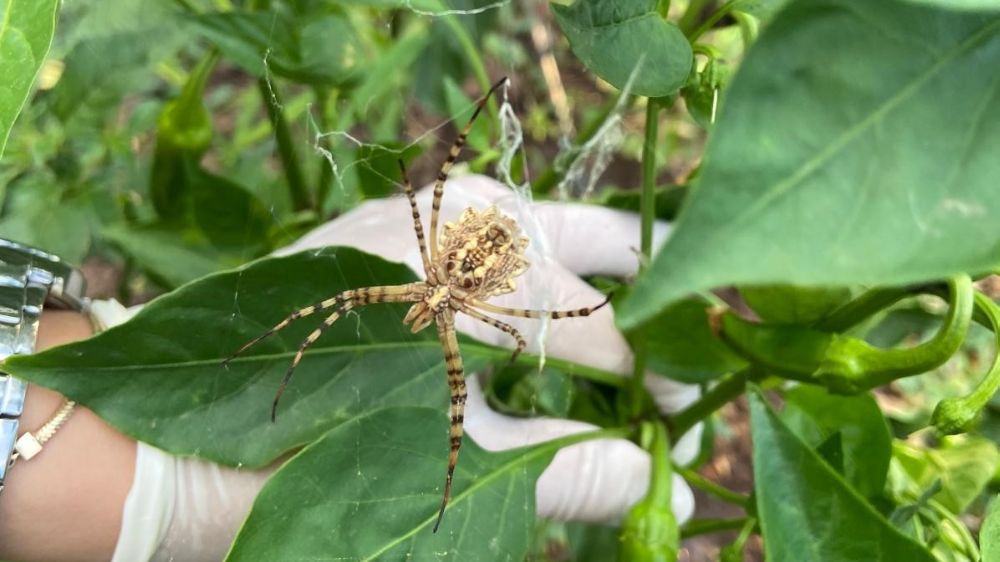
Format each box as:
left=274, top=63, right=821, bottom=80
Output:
left=657, top=0, right=671, bottom=18
left=640, top=99, right=660, bottom=260
left=721, top=517, right=758, bottom=559
left=678, top=0, right=715, bottom=36
left=313, top=86, right=334, bottom=214
left=258, top=78, right=311, bottom=211
left=688, top=0, right=737, bottom=42
left=467, top=345, right=629, bottom=389
left=667, top=366, right=763, bottom=436
left=628, top=98, right=662, bottom=418
left=679, top=467, right=750, bottom=507
left=680, top=517, right=748, bottom=539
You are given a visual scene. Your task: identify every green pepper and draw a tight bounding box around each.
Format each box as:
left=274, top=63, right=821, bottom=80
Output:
left=932, top=290, right=1000, bottom=434
left=150, top=52, right=218, bottom=220
left=816, top=275, right=972, bottom=393
left=719, top=276, right=974, bottom=393
left=618, top=421, right=678, bottom=562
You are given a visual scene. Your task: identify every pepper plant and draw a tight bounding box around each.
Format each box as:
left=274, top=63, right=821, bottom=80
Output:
left=3, top=0, right=1000, bottom=560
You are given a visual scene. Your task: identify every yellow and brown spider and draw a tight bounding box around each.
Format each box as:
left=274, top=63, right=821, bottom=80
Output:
left=226, top=77, right=610, bottom=532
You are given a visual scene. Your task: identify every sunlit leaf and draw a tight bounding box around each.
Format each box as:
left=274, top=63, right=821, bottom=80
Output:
left=552, top=0, right=692, bottom=97
left=0, top=0, right=59, bottom=157
left=620, top=0, right=1000, bottom=329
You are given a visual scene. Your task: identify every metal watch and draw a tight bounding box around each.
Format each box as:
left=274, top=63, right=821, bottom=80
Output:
left=0, top=239, right=87, bottom=493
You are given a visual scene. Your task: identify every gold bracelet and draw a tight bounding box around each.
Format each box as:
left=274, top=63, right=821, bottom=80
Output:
left=11, top=400, right=77, bottom=463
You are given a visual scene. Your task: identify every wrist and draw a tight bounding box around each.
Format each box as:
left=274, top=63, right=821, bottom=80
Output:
left=0, top=308, right=134, bottom=562
left=16, top=311, right=95, bottom=433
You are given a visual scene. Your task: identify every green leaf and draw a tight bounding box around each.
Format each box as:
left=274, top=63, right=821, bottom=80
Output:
left=982, top=495, right=1000, bottom=560
left=188, top=165, right=273, bottom=251
left=780, top=385, right=892, bottom=498
left=226, top=406, right=554, bottom=561
left=749, top=391, right=936, bottom=562
left=863, top=306, right=940, bottom=348
left=443, top=77, right=491, bottom=154
left=638, top=297, right=747, bottom=383
left=732, top=0, right=790, bottom=21
left=741, top=285, right=854, bottom=326
left=487, top=363, right=575, bottom=418
left=891, top=437, right=1000, bottom=513
left=905, top=0, right=1000, bottom=10
left=599, top=184, right=687, bottom=221
left=0, top=175, right=95, bottom=262
left=619, top=0, right=1000, bottom=329
left=338, top=25, right=430, bottom=129
left=190, top=10, right=360, bottom=86
left=551, top=0, right=693, bottom=97
left=565, top=522, right=620, bottom=562
left=2, top=248, right=498, bottom=466
left=354, top=142, right=423, bottom=200
left=48, top=31, right=163, bottom=121
left=102, top=225, right=228, bottom=289
left=150, top=55, right=215, bottom=221
left=0, top=0, right=59, bottom=158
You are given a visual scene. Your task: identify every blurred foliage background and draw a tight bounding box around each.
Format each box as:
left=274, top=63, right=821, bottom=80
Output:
left=0, top=0, right=725, bottom=302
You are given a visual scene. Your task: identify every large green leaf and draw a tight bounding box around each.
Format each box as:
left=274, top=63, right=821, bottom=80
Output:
left=749, top=391, right=936, bottom=562
left=619, top=0, right=1000, bottom=329
left=0, top=0, right=59, bottom=158
left=780, top=385, right=892, bottom=498
left=551, top=0, right=692, bottom=97
left=2, top=248, right=499, bottom=466
left=226, top=406, right=557, bottom=561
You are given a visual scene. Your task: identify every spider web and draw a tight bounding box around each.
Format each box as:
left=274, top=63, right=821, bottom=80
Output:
left=223, top=0, right=633, bottom=542
left=239, top=0, right=640, bottom=411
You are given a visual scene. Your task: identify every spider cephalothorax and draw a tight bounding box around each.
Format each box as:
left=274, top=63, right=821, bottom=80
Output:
left=226, top=77, right=609, bottom=533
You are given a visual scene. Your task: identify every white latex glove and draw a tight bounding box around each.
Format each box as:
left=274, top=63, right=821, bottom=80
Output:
left=111, top=175, right=702, bottom=562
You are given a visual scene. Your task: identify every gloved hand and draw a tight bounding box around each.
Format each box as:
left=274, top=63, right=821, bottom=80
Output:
left=112, top=174, right=702, bottom=562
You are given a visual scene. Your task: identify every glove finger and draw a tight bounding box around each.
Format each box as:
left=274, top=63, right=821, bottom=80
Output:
left=464, top=377, right=695, bottom=524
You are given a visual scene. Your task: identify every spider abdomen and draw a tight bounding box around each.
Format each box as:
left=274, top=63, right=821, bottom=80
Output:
left=439, top=206, right=529, bottom=298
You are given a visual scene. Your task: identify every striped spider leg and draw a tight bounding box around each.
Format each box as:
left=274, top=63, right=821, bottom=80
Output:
left=226, top=77, right=611, bottom=533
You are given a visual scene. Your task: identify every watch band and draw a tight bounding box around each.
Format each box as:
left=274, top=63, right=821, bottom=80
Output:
left=0, top=239, right=87, bottom=493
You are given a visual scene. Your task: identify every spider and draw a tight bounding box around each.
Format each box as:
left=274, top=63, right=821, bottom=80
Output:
left=225, top=77, right=610, bottom=532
